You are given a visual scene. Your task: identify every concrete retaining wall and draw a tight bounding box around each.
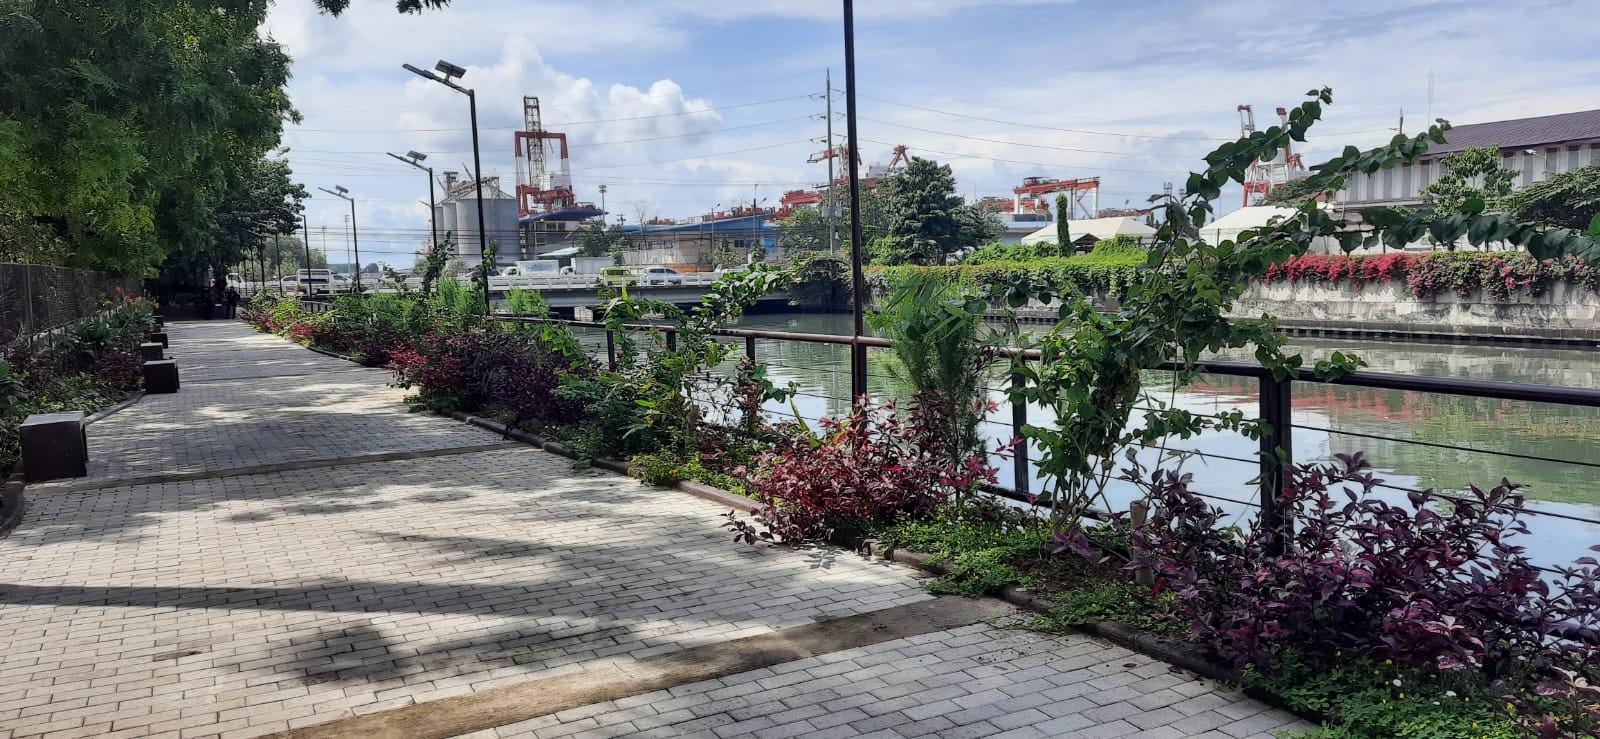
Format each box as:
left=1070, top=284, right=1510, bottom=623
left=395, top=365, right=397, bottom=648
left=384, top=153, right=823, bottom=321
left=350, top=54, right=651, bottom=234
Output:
left=1232, top=280, right=1600, bottom=342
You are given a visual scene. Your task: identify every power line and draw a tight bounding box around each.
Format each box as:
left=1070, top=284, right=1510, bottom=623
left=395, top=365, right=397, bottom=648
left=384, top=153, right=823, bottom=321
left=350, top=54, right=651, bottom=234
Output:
left=858, top=94, right=1397, bottom=145
left=284, top=93, right=814, bottom=134
left=858, top=116, right=1206, bottom=159
left=859, top=94, right=1236, bottom=142
left=284, top=114, right=816, bottom=154
left=856, top=137, right=1183, bottom=176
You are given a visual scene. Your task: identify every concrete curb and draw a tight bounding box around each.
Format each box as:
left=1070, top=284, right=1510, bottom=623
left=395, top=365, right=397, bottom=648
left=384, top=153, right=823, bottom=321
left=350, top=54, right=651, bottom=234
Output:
left=84, top=391, right=145, bottom=426
left=0, top=472, right=24, bottom=537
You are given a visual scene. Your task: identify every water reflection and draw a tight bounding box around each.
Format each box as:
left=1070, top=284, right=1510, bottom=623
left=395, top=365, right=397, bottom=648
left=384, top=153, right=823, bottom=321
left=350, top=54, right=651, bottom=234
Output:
left=724, top=313, right=1600, bottom=567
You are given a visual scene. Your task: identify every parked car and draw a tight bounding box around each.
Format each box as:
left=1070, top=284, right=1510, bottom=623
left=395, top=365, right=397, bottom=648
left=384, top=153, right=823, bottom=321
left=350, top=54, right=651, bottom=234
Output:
left=599, top=266, right=637, bottom=286
left=642, top=267, right=684, bottom=285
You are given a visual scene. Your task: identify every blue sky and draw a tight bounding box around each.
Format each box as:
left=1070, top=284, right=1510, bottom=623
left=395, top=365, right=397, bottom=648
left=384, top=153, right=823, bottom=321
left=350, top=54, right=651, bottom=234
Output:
left=264, top=0, right=1600, bottom=267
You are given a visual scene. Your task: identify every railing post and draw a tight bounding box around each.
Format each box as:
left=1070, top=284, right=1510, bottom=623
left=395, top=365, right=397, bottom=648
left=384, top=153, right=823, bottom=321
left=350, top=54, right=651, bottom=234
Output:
left=1259, top=374, right=1294, bottom=555
left=745, top=336, right=756, bottom=363
left=1010, top=370, right=1030, bottom=497
left=605, top=329, right=617, bottom=371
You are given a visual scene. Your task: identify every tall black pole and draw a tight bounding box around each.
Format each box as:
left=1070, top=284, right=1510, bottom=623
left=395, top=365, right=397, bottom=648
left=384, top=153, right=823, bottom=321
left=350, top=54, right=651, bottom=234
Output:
left=348, top=198, right=362, bottom=293
left=427, top=166, right=439, bottom=255
left=843, top=0, right=867, bottom=401
left=302, top=215, right=313, bottom=299
left=467, top=89, right=491, bottom=315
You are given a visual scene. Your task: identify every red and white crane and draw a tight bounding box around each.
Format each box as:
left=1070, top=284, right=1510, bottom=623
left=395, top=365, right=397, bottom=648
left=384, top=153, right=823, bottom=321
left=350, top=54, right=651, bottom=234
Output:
left=1238, top=104, right=1307, bottom=206
left=513, top=96, right=576, bottom=217
left=1012, top=176, right=1100, bottom=218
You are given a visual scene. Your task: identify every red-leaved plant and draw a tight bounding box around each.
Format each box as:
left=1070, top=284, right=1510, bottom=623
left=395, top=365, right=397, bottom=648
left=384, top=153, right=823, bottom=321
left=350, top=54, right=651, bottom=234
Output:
left=1130, top=453, right=1600, bottom=683
left=724, top=393, right=1005, bottom=545
left=389, top=328, right=589, bottom=425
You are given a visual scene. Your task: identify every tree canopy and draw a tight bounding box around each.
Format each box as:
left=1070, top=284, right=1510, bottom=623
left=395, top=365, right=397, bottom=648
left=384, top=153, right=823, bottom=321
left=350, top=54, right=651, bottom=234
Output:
left=313, top=0, right=451, bottom=14
left=575, top=220, right=627, bottom=257
left=1259, top=176, right=1332, bottom=205
left=0, top=0, right=298, bottom=277
left=1420, top=145, right=1517, bottom=214
left=877, top=157, right=964, bottom=264
left=1506, top=165, right=1600, bottom=232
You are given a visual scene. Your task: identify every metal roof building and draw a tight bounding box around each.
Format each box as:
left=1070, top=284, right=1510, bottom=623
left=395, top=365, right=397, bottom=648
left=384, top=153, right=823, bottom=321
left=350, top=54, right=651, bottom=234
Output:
left=1335, top=108, right=1600, bottom=208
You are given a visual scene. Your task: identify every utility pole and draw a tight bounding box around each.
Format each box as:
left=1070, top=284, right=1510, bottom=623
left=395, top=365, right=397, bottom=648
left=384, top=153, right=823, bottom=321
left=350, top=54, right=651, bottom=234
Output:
left=302, top=214, right=312, bottom=299
left=825, top=68, right=837, bottom=254
left=273, top=234, right=282, bottom=295
left=599, top=183, right=608, bottom=219
left=843, top=0, right=868, bottom=399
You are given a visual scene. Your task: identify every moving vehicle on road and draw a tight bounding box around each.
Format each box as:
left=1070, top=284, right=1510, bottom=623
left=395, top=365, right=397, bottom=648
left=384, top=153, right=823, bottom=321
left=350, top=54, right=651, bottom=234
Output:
left=599, top=266, right=637, bottom=286
left=641, top=267, right=684, bottom=285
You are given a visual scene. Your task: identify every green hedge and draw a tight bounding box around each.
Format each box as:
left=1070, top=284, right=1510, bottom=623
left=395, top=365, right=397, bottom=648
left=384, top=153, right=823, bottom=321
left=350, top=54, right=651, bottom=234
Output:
left=868, top=238, right=1149, bottom=297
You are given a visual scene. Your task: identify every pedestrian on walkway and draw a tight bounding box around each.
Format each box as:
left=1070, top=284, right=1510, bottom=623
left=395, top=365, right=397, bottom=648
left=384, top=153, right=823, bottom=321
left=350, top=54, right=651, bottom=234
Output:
left=225, top=286, right=241, bottom=319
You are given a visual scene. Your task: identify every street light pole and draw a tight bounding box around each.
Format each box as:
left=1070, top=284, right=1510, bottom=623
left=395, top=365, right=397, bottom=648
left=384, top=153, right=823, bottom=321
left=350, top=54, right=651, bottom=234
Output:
left=405, top=61, right=491, bottom=315
left=318, top=185, right=361, bottom=293
left=388, top=151, right=438, bottom=255
left=302, top=213, right=313, bottom=299
left=842, top=0, right=868, bottom=400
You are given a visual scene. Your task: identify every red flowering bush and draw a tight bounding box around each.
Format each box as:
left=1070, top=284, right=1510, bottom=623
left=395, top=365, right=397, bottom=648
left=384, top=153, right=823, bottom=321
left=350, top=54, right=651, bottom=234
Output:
left=1131, top=453, right=1600, bottom=681
left=389, top=327, right=589, bottom=425
left=724, top=393, right=1004, bottom=545
left=1264, top=251, right=1600, bottom=300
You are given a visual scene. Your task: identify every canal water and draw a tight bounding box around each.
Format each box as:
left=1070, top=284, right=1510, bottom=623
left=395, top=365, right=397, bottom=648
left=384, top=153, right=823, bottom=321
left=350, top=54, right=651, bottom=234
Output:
left=582, top=312, right=1600, bottom=567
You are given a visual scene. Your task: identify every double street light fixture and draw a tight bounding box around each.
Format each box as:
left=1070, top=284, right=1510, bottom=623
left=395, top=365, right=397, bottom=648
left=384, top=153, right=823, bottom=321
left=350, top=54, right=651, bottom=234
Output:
left=387, top=150, right=438, bottom=255
left=317, top=185, right=361, bottom=293
left=404, top=59, right=491, bottom=315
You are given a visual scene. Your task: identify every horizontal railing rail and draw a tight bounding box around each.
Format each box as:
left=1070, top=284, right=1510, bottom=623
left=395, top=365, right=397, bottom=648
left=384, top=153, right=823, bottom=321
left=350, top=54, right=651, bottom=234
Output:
left=487, top=314, right=1600, bottom=544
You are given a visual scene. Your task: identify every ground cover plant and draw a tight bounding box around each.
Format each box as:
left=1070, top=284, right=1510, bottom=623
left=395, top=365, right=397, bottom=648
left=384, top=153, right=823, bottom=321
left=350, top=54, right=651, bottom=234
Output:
left=0, top=290, right=154, bottom=476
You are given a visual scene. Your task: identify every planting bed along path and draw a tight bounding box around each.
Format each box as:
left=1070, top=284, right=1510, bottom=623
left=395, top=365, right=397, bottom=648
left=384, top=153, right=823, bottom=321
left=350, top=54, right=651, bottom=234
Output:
left=0, top=320, right=1308, bottom=739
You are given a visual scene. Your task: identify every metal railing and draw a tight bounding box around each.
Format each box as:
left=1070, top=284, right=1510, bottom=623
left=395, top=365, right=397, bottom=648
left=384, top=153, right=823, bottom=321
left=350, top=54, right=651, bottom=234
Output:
left=490, top=314, right=1600, bottom=554
left=0, top=263, right=139, bottom=355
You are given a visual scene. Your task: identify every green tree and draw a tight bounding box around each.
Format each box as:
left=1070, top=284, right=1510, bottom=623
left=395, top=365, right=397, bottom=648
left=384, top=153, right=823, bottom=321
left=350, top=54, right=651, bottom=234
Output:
left=1506, top=165, right=1600, bottom=232
left=313, top=0, right=451, bottom=13
left=1055, top=194, right=1071, bottom=247
left=877, top=157, right=964, bottom=264
left=1259, top=176, right=1331, bottom=205
left=205, top=155, right=309, bottom=280
left=778, top=206, right=830, bottom=253
left=1421, top=145, right=1517, bottom=215
left=0, top=0, right=296, bottom=277
left=955, top=204, right=1002, bottom=258
left=574, top=220, right=626, bottom=257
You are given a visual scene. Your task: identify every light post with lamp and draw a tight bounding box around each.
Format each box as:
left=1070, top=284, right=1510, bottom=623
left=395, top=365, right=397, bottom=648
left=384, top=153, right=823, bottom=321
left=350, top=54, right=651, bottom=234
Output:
left=387, top=150, right=438, bottom=255
left=404, top=59, right=491, bottom=314
left=317, top=185, right=361, bottom=293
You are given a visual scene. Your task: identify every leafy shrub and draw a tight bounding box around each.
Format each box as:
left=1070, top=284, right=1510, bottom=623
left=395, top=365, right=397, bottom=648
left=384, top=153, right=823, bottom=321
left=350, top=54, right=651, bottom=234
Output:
left=875, top=497, right=1046, bottom=595
left=1262, top=251, right=1600, bottom=299
left=724, top=394, right=1002, bottom=545
left=872, top=239, right=1149, bottom=298
left=390, top=327, right=590, bottom=425
left=1132, top=453, right=1600, bottom=680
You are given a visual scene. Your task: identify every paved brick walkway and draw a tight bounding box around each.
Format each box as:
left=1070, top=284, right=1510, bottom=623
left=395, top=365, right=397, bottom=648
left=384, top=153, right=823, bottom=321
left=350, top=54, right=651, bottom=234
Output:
left=0, top=320, right=1313, bottom=738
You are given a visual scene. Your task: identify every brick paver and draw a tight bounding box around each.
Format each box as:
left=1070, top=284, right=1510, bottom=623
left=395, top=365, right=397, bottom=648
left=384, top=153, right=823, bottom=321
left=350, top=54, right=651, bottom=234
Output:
left=475, top=623, right=1315, bottom=739
left=0, top=320, right=1314, bottom=738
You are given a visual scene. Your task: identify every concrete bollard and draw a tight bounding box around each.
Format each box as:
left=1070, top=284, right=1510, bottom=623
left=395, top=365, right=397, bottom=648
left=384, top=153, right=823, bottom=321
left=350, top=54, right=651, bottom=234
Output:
left=143, top=360, right=179, bottom=394
left=20, top=412, right=88, bottom=481
left=147, top=331, right=169, bottom=349
left=139, top=342, right=164, bottom=361
left=153, top=314, right=165, bottom=329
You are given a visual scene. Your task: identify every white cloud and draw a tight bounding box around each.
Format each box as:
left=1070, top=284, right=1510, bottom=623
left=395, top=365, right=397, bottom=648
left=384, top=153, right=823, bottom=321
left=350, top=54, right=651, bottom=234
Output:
left=268, top=0, right=1600, bottom=249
